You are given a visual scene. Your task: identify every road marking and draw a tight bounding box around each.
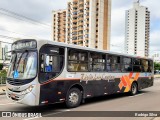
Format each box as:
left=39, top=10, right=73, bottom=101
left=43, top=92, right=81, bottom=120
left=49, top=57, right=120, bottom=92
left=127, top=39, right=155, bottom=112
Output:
left=42, top=109, right=71, bottom=117
left=0, top=103, right=15, bottom=106
left=23, top=109, right=71, bottom=120
left=23, top=116, right=42, bottom=120
left=129, top=93, right=145, bottom=97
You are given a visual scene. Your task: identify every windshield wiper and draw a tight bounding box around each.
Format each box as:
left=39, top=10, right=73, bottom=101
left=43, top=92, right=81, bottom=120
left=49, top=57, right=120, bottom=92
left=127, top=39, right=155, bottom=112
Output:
left=15, top=50, right=29, bottom=71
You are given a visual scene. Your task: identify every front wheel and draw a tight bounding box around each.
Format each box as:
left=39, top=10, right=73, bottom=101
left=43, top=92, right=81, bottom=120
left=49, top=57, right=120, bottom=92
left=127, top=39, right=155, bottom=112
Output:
left=130, top=82, right=138, bottom=95
left=66, top=88, right=82, bottom=108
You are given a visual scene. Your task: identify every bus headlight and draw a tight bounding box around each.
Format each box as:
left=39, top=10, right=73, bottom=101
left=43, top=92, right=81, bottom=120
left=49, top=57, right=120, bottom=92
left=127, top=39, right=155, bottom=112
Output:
left=21, top=85, right=35, bottom=95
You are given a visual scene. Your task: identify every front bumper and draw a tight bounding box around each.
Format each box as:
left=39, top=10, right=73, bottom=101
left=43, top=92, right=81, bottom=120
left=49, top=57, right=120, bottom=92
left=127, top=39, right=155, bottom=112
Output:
left=6, top=88, right=37, bottom=106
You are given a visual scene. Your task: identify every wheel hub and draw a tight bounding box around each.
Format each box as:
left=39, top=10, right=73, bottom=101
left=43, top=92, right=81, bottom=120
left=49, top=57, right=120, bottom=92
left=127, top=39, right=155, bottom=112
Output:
left=69, top=92, right=79, bottom=104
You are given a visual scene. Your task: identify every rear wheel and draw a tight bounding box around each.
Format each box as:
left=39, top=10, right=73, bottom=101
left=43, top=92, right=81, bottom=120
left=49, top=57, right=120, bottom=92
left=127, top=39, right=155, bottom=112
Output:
left=130, top=82, right=138, bottom=95
left=66, top=88, right=82, bottom=108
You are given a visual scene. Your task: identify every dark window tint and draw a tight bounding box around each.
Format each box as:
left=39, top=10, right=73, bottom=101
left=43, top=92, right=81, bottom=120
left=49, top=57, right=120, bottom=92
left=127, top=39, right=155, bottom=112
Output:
left=89, top=53, right=105, bottom=71
left=123, top=57, right=132, bottom=64
left=141, top=59, right=149, bottom=72
left=148, top=60, right=153, bottom=72
left=133, top=58, right=142, bottom=72
left=133, top=59, right=141, bottom=65
left=68, top=49, right=88, bottom=72
left=133, top=66, right=142, bottom=72
left=122, top=57, right=132, bottom=72
left=107, top=55, right=121, bottom=72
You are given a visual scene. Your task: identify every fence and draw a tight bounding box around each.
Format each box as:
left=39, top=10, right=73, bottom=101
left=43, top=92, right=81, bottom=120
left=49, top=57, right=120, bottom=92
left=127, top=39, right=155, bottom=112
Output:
left=0, top=77, right=6, bottom=85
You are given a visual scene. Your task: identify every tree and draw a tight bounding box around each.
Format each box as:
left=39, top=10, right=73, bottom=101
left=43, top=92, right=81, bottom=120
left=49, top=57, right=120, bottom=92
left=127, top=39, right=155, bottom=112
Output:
left=154, top=62, right=160, bottom=70
left=0, top=63, right=3, bottom=70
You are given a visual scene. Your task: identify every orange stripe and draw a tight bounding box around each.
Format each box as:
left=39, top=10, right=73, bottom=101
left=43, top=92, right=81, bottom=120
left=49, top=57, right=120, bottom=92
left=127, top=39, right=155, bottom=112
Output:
left=129, top=72, right=133, bottom=79
left=124, top=75, right=131, bottom=88
left=121, top=76, right=127, bottom=87
left=134, top=73, right=140, bottom=81
left=41, top=78, right=80, bottom=86
left=119, top=81, right=123, bottom=90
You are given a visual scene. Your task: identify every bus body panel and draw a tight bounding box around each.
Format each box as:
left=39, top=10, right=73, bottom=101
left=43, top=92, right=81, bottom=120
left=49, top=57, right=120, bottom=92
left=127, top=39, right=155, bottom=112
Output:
left=6, top=39, right=154, bottom=106
left=39, top=72, right=154, bottom=105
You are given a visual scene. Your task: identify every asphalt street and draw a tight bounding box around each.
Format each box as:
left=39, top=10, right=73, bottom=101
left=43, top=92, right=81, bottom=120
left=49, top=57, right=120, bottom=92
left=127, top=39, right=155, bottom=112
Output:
left=0, top=78, right=160, bottom=120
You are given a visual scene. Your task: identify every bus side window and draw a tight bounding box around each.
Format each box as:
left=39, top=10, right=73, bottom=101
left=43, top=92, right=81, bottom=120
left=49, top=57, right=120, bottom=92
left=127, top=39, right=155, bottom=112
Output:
left=141, top=59, right=149, bottom=72
left=107, top=55, right=121, bottom=72
left=122, top=57, right=132, bottom=72
left=89, top=53, right=106, bottom=72
left=68, top=49, right=88, bottom=72
left=133, top=59, right=142, bottom=72
left=106, top=55, right=112, bottom=71
left=148, top=60, right=153, bottom=72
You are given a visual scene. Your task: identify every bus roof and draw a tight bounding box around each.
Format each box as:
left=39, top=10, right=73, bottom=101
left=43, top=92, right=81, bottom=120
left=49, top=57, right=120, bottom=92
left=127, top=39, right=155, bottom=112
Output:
left=15, top=39, right=153, bottom=61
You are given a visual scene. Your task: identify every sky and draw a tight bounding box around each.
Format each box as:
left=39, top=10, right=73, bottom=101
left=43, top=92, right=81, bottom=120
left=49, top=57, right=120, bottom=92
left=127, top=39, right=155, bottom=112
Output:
left=0, top=0, right=159, bottom=57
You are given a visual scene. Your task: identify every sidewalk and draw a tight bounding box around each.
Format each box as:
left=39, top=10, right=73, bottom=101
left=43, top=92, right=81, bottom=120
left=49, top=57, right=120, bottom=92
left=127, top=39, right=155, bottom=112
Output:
left=0, top=85, right=6, bottom=95
left=154, top=74, right=160, bottom=78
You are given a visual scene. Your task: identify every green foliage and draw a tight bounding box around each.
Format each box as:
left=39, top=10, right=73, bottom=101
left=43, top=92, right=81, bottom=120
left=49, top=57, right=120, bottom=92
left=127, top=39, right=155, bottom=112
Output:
left=154, top=62, right=160, bottom=70
left=0, top=69, right=7, bottom=77
left=0, top=63, right=3, bottom=70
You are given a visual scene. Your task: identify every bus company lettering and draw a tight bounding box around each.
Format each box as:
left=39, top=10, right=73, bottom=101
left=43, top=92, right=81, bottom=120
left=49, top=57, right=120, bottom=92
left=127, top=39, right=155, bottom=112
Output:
left=81, top=74, right=115, bottom=81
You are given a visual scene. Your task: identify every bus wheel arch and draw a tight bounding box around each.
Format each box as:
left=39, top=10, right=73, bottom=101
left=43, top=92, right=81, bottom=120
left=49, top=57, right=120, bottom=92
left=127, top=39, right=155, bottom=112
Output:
left=65, top=84, right=84, bottom=108
left=130, top=81, right=138, bottom=95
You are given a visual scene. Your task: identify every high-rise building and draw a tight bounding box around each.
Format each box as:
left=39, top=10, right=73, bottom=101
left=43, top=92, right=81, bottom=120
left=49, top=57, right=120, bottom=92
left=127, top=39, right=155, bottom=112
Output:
left=152, top=52, right=160, bottom=63
left=52, top=0, right=111, bottom=50
left=52, top=10, right=67, bottom=43
left=124, top=0, right=150, bottom=57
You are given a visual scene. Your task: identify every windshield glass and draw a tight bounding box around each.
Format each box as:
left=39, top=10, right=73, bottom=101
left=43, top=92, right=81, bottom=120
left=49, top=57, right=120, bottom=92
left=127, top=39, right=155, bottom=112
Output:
left=7, top=51, right=37, bottom=79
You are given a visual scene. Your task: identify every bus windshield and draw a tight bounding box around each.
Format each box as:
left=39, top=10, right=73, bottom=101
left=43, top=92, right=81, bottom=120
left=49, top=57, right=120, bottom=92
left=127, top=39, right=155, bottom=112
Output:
left=7, top=51, right=37, bottom=80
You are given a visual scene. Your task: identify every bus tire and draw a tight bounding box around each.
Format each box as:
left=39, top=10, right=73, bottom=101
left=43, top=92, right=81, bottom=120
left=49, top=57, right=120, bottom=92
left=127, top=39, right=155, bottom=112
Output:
left=66, top=88, right=82, bottom=108
left=130, top=82, right=138, bottom=96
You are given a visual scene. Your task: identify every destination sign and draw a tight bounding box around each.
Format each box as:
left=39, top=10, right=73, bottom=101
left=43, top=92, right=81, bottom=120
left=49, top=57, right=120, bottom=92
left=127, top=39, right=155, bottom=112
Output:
left=12, top=40, right=37, bottom=50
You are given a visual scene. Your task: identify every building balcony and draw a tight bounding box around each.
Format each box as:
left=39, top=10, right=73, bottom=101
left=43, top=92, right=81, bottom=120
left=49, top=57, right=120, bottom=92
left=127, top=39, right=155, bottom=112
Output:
left=86, top=15, right=89, bottom=18
left=73, top=4, right=78, bottom=8
left=78, top=33, right=83, bottom=37
left=78, top=22, right=83, bottom=26
left=79, top=5, right=84, bottom=10
left=78, top=27, right=83, bottom=31
left=86, top=20, right=89, bottom=24
left=78, top=12, right=84, bottom=16
left=78, top=43, right=83, bottom=46
left=78, top=17, right=84, bottom=21
left=72, top=40, right=78, bottom=43
left=85, top=43, right=89, bottom=46
left=86, top=3, right=89, bottom=8
left=85, top=37, right=89, bottom=41
left=79, top=0, right=84, bottom=5
left=72, top=24, right=77, bottom=27
left=72, top=19, right=77, bottom=22
left=72, top=29, right=78, bottom=32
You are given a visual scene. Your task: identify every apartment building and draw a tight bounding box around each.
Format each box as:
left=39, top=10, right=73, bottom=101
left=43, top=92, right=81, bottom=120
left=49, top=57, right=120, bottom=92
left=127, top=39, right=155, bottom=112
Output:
left=124, top=1, right=150, bottom=57
left=53, top=0, right=111, bottom=50
left=52, top=10, right=67, bottom=43
left=152, top=52, right=160, bottom=63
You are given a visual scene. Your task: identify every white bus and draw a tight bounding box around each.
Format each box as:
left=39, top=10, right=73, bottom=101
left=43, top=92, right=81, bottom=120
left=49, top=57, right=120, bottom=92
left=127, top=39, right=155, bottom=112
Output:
left=6, top=39, right=154, bottom=108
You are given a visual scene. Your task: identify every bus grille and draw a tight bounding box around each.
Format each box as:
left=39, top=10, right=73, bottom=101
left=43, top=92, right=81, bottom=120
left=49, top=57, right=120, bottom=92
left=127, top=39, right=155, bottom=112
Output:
left=7, top=79, right=25, bottom=86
